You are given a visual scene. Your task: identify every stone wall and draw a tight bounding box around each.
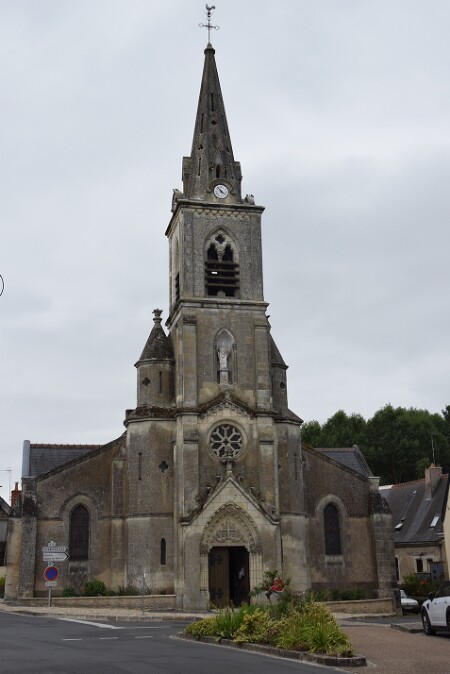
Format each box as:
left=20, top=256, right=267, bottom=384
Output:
left=325, top=596, right=396, bottom=615
left=13, top=594, right=176, bottom=610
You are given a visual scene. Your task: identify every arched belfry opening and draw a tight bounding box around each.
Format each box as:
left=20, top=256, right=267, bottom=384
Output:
left=205, top=230, right=239, bottom=298
left=200, top=503, right=263, bottom=608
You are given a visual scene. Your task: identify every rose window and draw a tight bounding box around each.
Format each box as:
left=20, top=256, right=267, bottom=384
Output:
left=210, top=425, right=243, bottom=459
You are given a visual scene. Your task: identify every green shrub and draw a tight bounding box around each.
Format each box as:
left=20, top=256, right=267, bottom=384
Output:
left=184, top=616, right=219, bottom=639
left=331, top=588, right=365, bottom=601
left=83, top=580, right=108, bottom=596
left=0, top=576, right=5, bottom=598
left=234, top=608, right=277, bottom=644
left=307, top=589, right=330, bottom=602
left=275, top=602, right=354, bottom=656
left=402, top=573, right=438, bottom=598
left=117, top=585, right=139, bottom=596
left=214, top=606, right=250, bottom=639
left=184, top=600, right=354, bottom=657
left=61, top=586, right=78, bottom=597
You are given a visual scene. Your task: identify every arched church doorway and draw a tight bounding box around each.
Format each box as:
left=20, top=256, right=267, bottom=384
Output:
left=208, top=546, right=249, bottom=607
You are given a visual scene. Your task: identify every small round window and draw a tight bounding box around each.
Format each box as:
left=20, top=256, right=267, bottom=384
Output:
left=210, top=424, right=243, bottom=459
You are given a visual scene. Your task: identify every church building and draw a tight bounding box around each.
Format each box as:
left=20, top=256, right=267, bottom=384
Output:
left=5, top=35, right=396, bottom=610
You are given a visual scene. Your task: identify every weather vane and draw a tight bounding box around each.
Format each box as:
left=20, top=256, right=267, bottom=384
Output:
left=199, top=4, right=219, bottom=44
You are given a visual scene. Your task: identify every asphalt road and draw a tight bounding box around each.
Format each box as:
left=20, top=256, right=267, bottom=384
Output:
left=0, top=613, right=348, bottom=674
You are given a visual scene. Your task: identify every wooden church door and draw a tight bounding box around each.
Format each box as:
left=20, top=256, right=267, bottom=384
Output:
left=208, top=546, right=250, bottom=607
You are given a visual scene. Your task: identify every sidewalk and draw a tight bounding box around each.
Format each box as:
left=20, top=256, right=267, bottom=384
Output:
left=0, top=600, right=205, bottom=622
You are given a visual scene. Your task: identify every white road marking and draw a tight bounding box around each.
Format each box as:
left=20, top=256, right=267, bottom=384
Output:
left=134, top=635, right=154, bottom=639
left=63, top=638, right=82, bottom=641
left=99, top=637, right=119, bottom=640
left=57, top=618, right=122, bottom=629
left=122, top=626, right=165, bottom=629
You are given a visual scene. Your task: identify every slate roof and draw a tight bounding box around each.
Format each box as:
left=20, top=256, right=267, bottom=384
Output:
left=380, top=473, right=448, bottom=545
left=27, top=444, right=102, bottom=478
left=269, top=334, right=287, bottom=368
left=138, top=318, right=173, bottom=362
left=316, top=447, right=373, bottom=478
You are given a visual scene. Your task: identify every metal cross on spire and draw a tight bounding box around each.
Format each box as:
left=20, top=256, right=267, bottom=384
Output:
left=199, top=4, right=219, bottom=44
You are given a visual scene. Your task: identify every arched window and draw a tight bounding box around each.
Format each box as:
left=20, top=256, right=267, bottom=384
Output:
left=324, top=503, right=341, bottom=555
left=160, top=538, right=167, bottom=565
left=70, top=505, right=89, bottom=561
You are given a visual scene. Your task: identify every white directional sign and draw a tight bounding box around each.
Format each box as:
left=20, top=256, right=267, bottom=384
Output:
left=42, top=545, right=67, bottom=554
left=43, top=552, right=69, bottom=562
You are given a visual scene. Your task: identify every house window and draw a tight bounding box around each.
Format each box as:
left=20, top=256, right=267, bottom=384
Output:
left=415, top=557, right=424, bottom=573
left=160, top=538, right=167, bottom=565
left=0, top=541, right=6, bottom=566
left=395, top=557, right=400, bottom=582
left=70, top=505, right=89, bottom=561
left=324, top=503, right=341, bottom=555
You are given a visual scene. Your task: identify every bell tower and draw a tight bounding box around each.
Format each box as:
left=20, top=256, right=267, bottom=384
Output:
left=161, top=24, right=308, bottom=610
left=125, top=10, right=309, bottom=611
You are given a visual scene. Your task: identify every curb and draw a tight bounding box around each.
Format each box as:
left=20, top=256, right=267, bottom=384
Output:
left=180, top=632, right=367, bottom=668
left=390, top=622, right=424, bottom=634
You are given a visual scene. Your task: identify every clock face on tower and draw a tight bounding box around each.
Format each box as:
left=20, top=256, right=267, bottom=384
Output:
left=213, top=184, right=229, bottom=199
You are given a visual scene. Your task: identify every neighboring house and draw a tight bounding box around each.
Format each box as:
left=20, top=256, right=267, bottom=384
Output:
left=4, top=38, right=397, bottom=609
left=441, top=476, right=450, bottom=576
left=381, top=465, right=448, bottom=584
left=0, top=496, right=11, bottom=577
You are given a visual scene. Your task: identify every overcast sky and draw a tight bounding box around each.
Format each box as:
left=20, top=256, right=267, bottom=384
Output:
left=1, top=1, right=449, bottom=503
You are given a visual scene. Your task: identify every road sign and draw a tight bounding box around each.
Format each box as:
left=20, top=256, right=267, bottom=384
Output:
left=44, top=566, right=59, bottom=582
left=45, top=581, right=57, bottom=587
left=42, top=545, right=67, bottom=554
left=43, top=552, right=69, bottom=562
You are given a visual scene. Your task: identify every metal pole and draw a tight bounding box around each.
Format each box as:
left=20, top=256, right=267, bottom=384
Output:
left=48, top=587, right=52, bottom=608
left=141, top=572, right=145, bottom=615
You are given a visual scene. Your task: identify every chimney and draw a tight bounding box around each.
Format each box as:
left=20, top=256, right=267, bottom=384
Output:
left=425, top=464, right=442, bottom=498
left=10, top=481, right=20, bottom=508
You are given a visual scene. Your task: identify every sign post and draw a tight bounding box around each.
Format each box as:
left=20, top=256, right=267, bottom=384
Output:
left=44, top=565, right=59, bottom=607
left=42, top=542, right=67, bottom=607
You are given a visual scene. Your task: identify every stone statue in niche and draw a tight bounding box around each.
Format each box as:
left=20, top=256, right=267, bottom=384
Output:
left=217, top=345, right=230, bottom=384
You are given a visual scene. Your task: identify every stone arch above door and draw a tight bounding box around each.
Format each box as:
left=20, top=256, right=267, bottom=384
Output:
left=200, top=502, right=261, bottom=554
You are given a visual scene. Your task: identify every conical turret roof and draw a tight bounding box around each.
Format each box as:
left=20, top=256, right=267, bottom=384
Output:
left=137, top=310, right=173, bottom=362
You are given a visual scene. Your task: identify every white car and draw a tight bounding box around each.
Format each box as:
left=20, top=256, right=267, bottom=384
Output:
left=400, top=589, right=419, bottom=614
left=421, top=581, right=450, bottom=634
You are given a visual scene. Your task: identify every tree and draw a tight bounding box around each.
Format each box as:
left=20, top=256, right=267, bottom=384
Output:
left=301, top=404, right=450, bottom=485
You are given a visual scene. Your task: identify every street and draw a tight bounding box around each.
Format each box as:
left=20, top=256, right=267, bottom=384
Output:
left=0, top=612, right=347, bottom=674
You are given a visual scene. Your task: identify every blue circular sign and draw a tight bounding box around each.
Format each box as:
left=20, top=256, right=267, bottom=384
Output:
left=44, top=566, right=59, bottom=581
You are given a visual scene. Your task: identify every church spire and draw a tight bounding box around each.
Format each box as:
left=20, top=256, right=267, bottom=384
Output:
left=182, top=41, right=242, bottom=202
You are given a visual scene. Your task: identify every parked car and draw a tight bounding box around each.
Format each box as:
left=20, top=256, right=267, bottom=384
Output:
left=421, top=580, right=450, bottom=635
left=400, top=589, right=419, bottom=614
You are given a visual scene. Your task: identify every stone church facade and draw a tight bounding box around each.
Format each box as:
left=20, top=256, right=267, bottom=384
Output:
left=5, top=42, right=396, bottom=609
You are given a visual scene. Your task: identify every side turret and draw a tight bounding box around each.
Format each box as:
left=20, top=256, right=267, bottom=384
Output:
left=135, top=309, right=174, bottom=407
left=269, top=333, right=289, bottom=416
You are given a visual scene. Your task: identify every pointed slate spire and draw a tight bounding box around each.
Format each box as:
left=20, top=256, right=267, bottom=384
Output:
left=137, top=309, right=173, bottom=363
left=182, top=44, right=242, bottom=202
